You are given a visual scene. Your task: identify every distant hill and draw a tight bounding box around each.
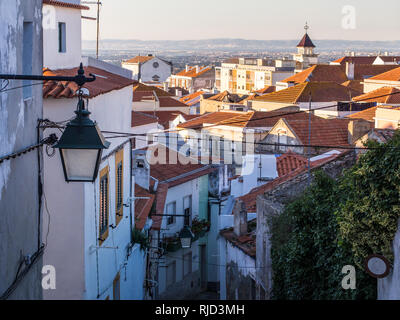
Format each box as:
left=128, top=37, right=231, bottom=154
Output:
left=83, top=38, right=400, bottom=53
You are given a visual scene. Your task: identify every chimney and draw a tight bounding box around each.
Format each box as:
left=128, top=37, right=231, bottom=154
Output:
left=196, top=65, right=200, bottom=74
left=175, top=89, right=182, bottom=97
left=132, top=150, right=150, bottom=191
left=185, top=65, right=190, bottom=72
left=163, top=82, right=168, bottom=91
left=348, top=119, right=372, bottom=144
left=350, top=51, right=355, bottom=57
left=345, top=61, right=355, bottom=80
left=233, top=200, right=247, bottom=237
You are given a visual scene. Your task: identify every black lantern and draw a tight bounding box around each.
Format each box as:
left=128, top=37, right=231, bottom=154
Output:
left=54, top=96, right=110, bottom=182
left=179, top=226, right=195, bottom=249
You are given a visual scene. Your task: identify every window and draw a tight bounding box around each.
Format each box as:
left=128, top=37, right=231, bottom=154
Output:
left=166, top=202, right=176, bottom=225
left=58, top=22, right=66, bottom=53
left=113, top=273, right=120, bottom=300
left=152, top=75, right=160, bottom=82
left=166, top=261, right=176, bottom=287
left=99, top=167, right=109, bottom=245
left=183, top=252, right=192, bottom=277
left=23, top=22, right=33, bottom=99
left=115, top=149, right=124, bottom=225
left=183, top=196, right=192, bottom=226
left=153, top=61, right=159, bottom=68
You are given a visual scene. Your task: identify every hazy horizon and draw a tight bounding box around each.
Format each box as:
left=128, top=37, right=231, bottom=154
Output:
left=81, top=0, right=400, bottom=42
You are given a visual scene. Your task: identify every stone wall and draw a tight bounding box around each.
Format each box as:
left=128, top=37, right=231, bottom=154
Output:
left=256, top=151, right=356, bottom=299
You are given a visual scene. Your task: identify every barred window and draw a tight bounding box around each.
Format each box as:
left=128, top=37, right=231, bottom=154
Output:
left=115, top=149, right=124, bottom=225
left=99, top=167, right=109, bottom=244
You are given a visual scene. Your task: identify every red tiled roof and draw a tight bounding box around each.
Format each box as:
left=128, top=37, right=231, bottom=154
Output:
left=177, top=110, right=322, bottom=130
left=352, top=65, right=399, bottom=80
left=219, top=220, right=257, bottom=258
left=285, top=118, right=351, bottom=146
left=253, top=82, right=358, bottom=104
left=281, top=65, right=348, bottom=84
left=207, top=91, right=248, bottom=103
left=253, top=86, right=276, bottom=95
left=43, top=0, right=89, bottom=10
left=276, top=152, right=308, bottom=177
left=175, top=66, right=212, bottom=78
left=146, top=145, right=215, bottom=230
left=133, top=82, right=173, bottom=97
left=332, top=56, right=377, bottom=65
left=180, top=91, right=205, bottom=106
left=131, top=111, right=158, bottom=127
left=369, top=66, right=400, bottom=81
left=125, top=56, right=154, bottom=64
left=158, top=96, right=189, bottom=108
left=377, top=56, right=400, bottom=63
left=239, top=151, right=345, bottom=212
left=352, top=86, right=400, bottom=104
left=346, top=107, right=378, bottom=122
left=43, top=67, right=135, bottom=99
left=134, top=184, right=155, bottom=230
left=341, top=80, right=363, bottom=93
left=297, top=33, right=315, bottom=48
left=142, top=111, right=185, bottom=129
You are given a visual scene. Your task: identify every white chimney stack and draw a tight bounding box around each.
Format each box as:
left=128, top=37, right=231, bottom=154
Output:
left=196, top=65, right=200, bottom=74
left=346, top=61, right=355, bottom=81
left=185, top=65, right=190, bottom=72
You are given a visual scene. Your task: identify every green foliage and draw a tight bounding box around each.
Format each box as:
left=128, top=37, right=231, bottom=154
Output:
left=271, top=132, right=400, bottom=299
left=271, top=171, right=375, bottom=300
left=337, top=132, right=400, bottom=268
left=132, top=229, right=150, bottom=251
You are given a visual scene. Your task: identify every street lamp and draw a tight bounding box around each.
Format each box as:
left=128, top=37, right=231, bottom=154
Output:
left=54, top=92, right=110, bottom=182
left=0, top=63, right=107, bottom=183
left=179, top=225, right=195, bottom=249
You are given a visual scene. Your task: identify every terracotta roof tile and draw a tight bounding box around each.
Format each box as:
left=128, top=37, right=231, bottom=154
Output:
left=141, top=111, right=185, bottom=129
left=281, top=65, right=348, bottom=84
left=285, top=118, right=351, bottom=146
left=133, top=82, right=173, bottom=97
left=43, top=0, right=89, bottom=10
left=180, top=91, right=205, bottom=106
left=134, top=184, right=155, bottom=230
left=276, top=152, right=308, bottom=177
left=352, top=87, right=400, bottom=104
left=125, top=55, right=154, bottom=64
left=369, top=66, right=400, bottom=81
left=43, top=66, right=135, bottom=99
left=332, top=56, right=377, bottom=65
left=341, top=80, right=363, bottom=93
left=219, top=220, right=257, bottom=258
left=158, top=96, right=189, bottom=108
left=177, top=110, right=322, bottom=130
left=297, top=33, right=315, bottom=48
left=239, top=151, right=345, bottom=212
left=253, top=86, right=276, bottom=95
left=175, top=66, right=212, bottom=78
left=352, top=65, right=399, bottom=80
left=253, top=82, right=358, bottom=104
left=346, top=106, right=378, bottom=122
left=131, top=111, right=158, bottom=127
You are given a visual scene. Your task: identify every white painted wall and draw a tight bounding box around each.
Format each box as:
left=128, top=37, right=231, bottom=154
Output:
left=140, top=57, right=172, bottom=83
left=231, top=155, right=277, bottom=199
left=378, top=219, right=400, bottom=300
left=43, top=4, right=82, bottom=69
left=43, top=83, right=144, bottom=299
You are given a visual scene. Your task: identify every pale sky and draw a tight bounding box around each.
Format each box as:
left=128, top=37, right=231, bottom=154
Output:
left=81, top=0, right=400, bottom=41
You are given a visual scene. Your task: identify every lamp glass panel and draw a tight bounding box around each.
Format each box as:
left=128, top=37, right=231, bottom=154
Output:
left=180, top=237, right=191, bottom=249
left=61, top=148, right=99, bottom=181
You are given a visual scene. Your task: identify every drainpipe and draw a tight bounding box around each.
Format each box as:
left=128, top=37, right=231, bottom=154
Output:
left=129, top=139, right=133, bottom=243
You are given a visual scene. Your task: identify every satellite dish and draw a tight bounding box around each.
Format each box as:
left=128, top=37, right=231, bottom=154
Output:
left=364, top=254, right=391, bottom=279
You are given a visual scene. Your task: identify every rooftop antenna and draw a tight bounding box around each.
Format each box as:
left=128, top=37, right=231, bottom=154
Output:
left=304, top=22, right=309, bottom=34
left=82, top=1, right=102, bottom=59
